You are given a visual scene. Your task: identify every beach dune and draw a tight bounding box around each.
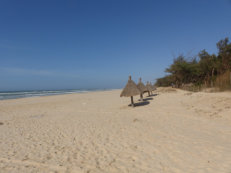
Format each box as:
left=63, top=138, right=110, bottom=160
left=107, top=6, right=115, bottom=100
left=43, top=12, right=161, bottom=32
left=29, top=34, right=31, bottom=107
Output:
left=0, top=88, right=231, bottom=172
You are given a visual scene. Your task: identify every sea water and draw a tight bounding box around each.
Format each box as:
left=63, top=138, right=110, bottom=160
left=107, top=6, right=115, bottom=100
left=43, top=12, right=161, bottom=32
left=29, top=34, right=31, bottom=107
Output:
left=0, top=89, right=101, bottom=100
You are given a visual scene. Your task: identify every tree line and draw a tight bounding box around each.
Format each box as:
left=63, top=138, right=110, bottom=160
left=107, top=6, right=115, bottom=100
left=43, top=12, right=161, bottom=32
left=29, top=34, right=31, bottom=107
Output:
left=155, top=37, right=231, bottom=90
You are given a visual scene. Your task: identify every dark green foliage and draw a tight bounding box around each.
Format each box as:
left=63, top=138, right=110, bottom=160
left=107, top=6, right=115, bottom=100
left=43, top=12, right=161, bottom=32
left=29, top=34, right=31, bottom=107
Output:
left=155, top=75, right=174, bottom=87
left=156, top=38, right=231, bottom=90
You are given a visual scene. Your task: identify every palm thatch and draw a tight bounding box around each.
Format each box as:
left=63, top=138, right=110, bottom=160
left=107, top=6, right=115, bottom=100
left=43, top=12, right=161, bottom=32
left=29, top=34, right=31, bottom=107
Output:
left=146, top=82, right=153, bottom=96
left=146, top=82, right=153, bottom=92
left=149, top=82, right=156, bottom=91
left=137, top=78, right=147, bottom=101
left=137, top=78, right=147, bottom=93
left=152, top=84, right=156, bottom=91
left=120, top=76, right=141, bottom=97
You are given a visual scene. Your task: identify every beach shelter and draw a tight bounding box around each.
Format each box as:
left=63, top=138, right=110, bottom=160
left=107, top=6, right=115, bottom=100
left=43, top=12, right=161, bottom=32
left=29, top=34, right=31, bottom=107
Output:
left=149, top=82, right=155, bottom=94
left=120, top=76, right=141, bottom=107
left=136, top=78, right=147, bottom=101
left=152, top=83, right=156, bottom=91
left=146, top=82, right=153, bottom=96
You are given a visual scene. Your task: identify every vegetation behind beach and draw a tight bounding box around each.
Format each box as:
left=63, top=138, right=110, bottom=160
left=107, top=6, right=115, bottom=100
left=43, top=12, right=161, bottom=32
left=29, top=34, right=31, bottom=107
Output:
left=156, top=38, right=231, bottom=91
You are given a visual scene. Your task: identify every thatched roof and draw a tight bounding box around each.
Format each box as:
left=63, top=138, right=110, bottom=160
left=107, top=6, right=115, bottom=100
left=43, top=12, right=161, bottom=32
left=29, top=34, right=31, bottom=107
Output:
left=137, top=78, right=147, bottom=93
left=149, top=82, right=156, bottom=91
left=152, top=84, right=156, bottom=91
left=120, top=76, right=141, bottom=97
left=146, top=82, right=153, bottom=92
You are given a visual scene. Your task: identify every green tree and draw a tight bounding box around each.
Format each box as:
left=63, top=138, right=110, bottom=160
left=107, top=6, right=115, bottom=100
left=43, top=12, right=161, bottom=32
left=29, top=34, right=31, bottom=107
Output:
left=155, top=37, right=231, bottom=90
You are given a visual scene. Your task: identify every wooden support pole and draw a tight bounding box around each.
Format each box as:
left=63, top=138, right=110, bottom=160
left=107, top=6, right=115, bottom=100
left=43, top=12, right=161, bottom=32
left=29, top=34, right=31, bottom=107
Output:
left=131, top=96, right=134, bottom=107
left=140, top=94, right=143, bottom=101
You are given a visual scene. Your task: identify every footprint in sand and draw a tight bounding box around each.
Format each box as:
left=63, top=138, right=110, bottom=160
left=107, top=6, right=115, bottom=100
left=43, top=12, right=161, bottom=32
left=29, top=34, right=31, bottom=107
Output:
left=133, top=119, right=139, bottom=122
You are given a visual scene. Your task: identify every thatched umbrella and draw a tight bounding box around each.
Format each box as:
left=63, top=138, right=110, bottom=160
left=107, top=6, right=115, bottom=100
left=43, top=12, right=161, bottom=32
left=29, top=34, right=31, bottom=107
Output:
left=120, top=76, right=141, bottom=107
left=146, top=82, right=153, bottom=96
left=152, top=83, right=156, bottom=91
left=136, top=78, right=147, bottom=101
left=149, top=82, right=154, bottom=94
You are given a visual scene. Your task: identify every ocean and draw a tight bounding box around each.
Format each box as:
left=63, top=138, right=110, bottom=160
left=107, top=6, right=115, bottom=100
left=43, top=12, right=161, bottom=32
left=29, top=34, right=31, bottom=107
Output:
left=0, top=89, right=103, bottom=100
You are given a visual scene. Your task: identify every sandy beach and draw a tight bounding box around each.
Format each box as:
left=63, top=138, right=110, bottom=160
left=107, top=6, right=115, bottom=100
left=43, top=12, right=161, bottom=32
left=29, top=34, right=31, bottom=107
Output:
left=0, top=88, right=231, bottom=173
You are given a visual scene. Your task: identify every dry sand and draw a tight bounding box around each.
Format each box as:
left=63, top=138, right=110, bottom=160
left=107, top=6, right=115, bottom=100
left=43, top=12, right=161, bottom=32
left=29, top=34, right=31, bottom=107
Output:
left=0, top=88, right=231, bottom=173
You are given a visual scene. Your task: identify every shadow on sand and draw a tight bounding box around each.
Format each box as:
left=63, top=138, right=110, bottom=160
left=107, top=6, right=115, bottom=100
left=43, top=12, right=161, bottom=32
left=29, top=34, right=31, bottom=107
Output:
left=147, top=93, right=158, bottom=97
left=129, top=101, right=150, bottom=107
left=142, top=98, right=153, bottom=101
left=138, top=97, right=153, bottom=101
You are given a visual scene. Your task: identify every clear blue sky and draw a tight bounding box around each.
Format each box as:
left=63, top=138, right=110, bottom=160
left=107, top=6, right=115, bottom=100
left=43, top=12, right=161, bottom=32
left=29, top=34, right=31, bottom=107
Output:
left=0, top=0, right=231, bottom=91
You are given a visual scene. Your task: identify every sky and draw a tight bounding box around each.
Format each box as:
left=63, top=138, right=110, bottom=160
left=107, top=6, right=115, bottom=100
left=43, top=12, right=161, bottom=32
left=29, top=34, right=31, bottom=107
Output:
left=0, top=0, right=231, bottom=91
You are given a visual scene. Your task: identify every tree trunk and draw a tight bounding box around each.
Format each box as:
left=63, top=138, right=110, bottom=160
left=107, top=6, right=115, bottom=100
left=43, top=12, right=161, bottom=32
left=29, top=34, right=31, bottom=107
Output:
left=229, top=71, right=231, bottom=87
left=211, top=68, right=215, bottom=87
left=140, top=94, right=143, bottom=101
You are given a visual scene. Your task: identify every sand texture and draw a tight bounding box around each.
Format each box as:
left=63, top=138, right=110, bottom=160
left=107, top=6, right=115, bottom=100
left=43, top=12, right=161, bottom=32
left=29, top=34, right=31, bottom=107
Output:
left=0, top=88, right=231, bottom=173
